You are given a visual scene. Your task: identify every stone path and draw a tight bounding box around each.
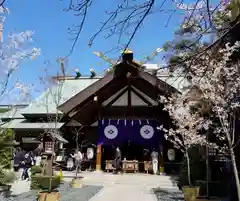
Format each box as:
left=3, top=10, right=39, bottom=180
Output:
left=89, top=184, right=157, bottom=201
left=10, top=168, right=30, bottom=195
left=59, top=171, right=180, bottom=201
left=10, top=179, right=30, bottom=195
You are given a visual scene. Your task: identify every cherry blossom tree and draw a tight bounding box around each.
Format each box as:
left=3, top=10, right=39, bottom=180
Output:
left=159, top=94, right=216, bottom=187
left=0, top=7, right=40, bottom=106
left=160, top=41, right=240, bottom=199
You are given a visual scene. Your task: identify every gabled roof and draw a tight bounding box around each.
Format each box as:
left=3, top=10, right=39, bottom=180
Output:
left=1, top=64, right=189, bottom=119
left=0, top=108, right=25, bottom=119
left=20, top=78, right=99, bottom=115
left=58, top=62, right=183, bottom=125
left=1, top=119, right=64, bottom=129
left=37, top=132, right=68, bottom=144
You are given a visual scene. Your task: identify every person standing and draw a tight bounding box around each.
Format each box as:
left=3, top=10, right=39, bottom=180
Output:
left=151, top=148, right=159, bottom=175
left=13, top=147, right=22, bottom=172
left=71, top=149, right=83, bottom=173
left=87, top=147, right=94, bottom=171
left=113, top=146, right=122, bottom=174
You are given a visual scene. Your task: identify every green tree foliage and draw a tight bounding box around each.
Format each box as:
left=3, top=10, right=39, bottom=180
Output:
left=0, top=129, right=14, bottom=170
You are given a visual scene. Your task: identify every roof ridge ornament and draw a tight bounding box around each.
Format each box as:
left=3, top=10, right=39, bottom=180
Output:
left=121, top=48, right=133, bottom=54
left=121, top=48, right=133, bottom=62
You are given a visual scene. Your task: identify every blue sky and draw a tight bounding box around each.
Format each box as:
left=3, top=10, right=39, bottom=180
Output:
left=4, top=0, right=184, bottom=101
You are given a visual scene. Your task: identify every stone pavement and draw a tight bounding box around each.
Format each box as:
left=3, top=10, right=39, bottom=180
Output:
left=10, top=168, right=30, bottom=195
left=58, top=171, right=180, bottom=201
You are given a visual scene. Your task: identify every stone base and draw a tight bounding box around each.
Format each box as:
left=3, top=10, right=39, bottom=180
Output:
left=94, top=170, right=103, bottom=173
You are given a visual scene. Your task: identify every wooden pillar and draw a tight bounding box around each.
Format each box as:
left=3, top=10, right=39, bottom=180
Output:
left=159, top=154, right=165, bottom=174
left=96, top=144, right=102, bottom=171
left=159, top=145, right=165, bottom=175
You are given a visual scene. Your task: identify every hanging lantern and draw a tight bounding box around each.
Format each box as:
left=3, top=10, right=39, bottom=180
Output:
left=93, top=96, right=98, bottom=101
left=75, top=69, right=82, bottom=78
left=59, top=142, right=63, bottom=149
left=167, top=149, right=175, bottom=161
left=90, top=69, right=96, bottom=78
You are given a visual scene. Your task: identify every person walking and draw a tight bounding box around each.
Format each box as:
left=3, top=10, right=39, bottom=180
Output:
left=151, top=148, right=159, bottom=175
left=21, top=152, right=32, bottom=181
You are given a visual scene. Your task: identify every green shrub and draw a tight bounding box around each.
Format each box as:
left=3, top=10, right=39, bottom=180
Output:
left=0, top=129, right=14, bottom=169
left=0, top=170, right=16, bottom=185
left=31, top=174, right=61, bottom=190
left=30, top=166, right=42, bottom=175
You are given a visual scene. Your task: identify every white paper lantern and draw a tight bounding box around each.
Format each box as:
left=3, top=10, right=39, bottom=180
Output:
left=59, top=142, right=63, bottom=149
left=167, top=149, right=175, bottom=161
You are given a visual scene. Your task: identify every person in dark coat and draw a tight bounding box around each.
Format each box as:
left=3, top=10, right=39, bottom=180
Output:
left=13, top=147, right=22, bottom=172
left=113, top=146, right=122, bottom=174
left=21, top=152, right=32, bottom=181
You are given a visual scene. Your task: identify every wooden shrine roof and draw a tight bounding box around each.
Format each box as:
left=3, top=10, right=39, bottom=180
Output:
left=58, top=61, right=180, bottom=125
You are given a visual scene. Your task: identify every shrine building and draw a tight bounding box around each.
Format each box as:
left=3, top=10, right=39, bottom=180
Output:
left=0, top=50, right=189, bottom=173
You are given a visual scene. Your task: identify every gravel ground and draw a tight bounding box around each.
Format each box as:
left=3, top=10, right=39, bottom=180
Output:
left=0, top=183, right=103, bottom=201
left=153, top=188, right=184, bottom=201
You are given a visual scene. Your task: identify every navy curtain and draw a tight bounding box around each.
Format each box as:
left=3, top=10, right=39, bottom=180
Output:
left=98, top=119, right=164, bottom=148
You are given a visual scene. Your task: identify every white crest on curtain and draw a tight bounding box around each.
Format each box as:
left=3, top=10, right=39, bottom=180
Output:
left=117, top=119, right=120, bottom=125
left=131, top=120, right=134, bottom=126
left=102, top=119, right=104, bottom=125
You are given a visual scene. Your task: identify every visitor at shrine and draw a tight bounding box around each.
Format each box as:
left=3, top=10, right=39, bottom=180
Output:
left=21, top=152, right=33, bottom=181
left=87, top=147, right=94, bottom=171
left=71, top=149, right=83, bottom=172
left=151, top=148, right=159, bottom=175
left=13, top=147, right=23, bottom=172
left=113, top=146, right=122, bottom=174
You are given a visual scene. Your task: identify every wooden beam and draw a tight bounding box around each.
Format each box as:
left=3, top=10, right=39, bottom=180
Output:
left=105, top=87, right=128, bottom=107
left=138, top=71, right=179, bottom=94
left=101, top=106, right=163, bottom=118
left=130, top=86, right=152, bottom=106
left=128, top=83, right=131, bottom=107
left=130, top=78, right=159, bottom=101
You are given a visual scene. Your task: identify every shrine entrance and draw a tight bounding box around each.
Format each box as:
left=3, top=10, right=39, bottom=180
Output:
left=98, top=119, right=165, bottom=173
